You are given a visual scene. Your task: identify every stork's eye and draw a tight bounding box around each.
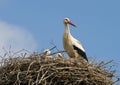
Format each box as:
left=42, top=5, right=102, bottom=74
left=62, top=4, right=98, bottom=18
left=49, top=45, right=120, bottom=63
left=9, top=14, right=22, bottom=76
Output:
left=65, top=18, right=69, bottom=21
left=64, top=19, right=69, bottom=23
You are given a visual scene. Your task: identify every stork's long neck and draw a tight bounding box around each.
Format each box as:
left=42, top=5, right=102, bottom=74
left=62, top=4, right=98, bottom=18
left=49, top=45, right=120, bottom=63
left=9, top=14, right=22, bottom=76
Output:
left=64, top=23, right=71, bottom=35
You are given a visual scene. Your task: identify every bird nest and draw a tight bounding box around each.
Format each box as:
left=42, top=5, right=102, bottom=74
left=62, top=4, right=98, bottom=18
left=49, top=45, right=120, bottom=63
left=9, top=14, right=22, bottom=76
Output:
left=0, top=51, right=119, bottom=85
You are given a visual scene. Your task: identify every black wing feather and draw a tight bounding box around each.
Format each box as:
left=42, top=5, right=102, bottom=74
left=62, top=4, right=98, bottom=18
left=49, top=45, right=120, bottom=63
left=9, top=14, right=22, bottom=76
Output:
left=73, top=45, right=88, bottom=61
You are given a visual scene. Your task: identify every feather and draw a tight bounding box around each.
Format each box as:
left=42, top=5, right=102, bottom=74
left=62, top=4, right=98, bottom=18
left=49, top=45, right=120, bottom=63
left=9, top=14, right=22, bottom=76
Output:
left=73, top=45, right=88, bottom=61
left=70, top=36, right=85, bottom=52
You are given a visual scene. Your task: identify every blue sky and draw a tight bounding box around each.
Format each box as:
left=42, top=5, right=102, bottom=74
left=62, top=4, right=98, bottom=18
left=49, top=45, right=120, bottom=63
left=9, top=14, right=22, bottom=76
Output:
left=0, top=0, right=120, bottom=78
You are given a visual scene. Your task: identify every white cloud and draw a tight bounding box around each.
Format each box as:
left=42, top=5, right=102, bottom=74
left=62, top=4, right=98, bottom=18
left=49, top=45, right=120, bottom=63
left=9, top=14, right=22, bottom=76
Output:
left=0, top=21, right=38, bottom=55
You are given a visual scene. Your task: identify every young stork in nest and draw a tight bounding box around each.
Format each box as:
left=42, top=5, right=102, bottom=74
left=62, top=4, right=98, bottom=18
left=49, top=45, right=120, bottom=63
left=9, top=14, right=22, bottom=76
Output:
left=63, top=18, right=88, bottom=61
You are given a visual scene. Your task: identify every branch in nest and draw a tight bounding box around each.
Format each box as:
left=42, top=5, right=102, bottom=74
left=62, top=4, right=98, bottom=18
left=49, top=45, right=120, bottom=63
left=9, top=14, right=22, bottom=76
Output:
left=98, top=60, right=114, bottom=67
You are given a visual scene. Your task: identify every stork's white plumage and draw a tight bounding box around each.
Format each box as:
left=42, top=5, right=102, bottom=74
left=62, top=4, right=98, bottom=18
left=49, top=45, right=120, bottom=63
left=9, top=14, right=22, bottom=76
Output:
left=63, top=18, right=88, bottom=61
left=55, top=53, right=63, bottom=58
left=43, top=49, right=52, bottom=58
left=43, top=49, right=51, bottom=56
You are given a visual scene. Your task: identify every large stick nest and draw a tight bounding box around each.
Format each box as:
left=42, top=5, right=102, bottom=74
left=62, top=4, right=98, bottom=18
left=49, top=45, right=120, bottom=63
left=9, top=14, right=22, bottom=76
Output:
left=0, top=51, right=119, bottom=85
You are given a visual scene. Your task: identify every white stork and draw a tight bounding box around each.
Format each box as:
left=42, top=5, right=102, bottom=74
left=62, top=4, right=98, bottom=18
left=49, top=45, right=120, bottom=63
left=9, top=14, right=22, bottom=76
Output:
left=43, top=49, right=52, bottom=58
left=54, top=53, right=63, bottom=58
left=63, top=18, right=88, bottom=61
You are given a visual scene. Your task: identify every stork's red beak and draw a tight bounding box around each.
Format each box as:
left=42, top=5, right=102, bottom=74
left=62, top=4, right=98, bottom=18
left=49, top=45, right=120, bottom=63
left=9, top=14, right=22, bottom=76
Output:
left=68, top=21, right=76, bottom=27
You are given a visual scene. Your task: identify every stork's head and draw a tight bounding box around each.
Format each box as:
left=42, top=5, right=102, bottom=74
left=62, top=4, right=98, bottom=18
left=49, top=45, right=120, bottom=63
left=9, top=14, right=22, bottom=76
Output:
left=64, top=18, right=76, bottom=27
left=43, top=49, right=51, bottom=56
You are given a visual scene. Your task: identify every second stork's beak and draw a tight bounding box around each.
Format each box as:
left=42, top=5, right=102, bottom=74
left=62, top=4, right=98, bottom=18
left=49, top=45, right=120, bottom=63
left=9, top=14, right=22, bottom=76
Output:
left=68, top=21, right=76, bottom=27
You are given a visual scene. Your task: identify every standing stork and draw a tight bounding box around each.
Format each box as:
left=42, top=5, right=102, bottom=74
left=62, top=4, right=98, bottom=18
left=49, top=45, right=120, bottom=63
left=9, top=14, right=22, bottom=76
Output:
left=63, top=18, right=88, bottom=61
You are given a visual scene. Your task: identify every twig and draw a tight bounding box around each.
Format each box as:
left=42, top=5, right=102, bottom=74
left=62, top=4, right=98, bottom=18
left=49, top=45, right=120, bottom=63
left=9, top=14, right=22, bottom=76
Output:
left=98, top=60, right=114, bottom=67
left=42, top=72, right=56, bottom=81
left=50, top=50, right=66, bottom=55
left=12, top=49, right=31, bottom=57
left=15, top=72, right=21, bottom=85
left=36, top=71, right=40, bottom=85
left=28, top=79, right=32, bottom=85
left=35, top=66, right=43, bottom=85
left=27, top=61, right=36, bottom=74
left=50, top=41, right=59, bottom=51
left=39, top=70, right=48, bottom=84
left=49, top=46, right=56, bottom=51
left=113, top=77, right=120, bottom=84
